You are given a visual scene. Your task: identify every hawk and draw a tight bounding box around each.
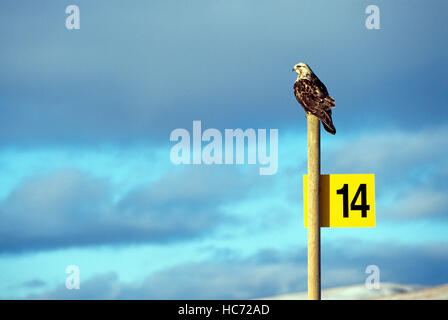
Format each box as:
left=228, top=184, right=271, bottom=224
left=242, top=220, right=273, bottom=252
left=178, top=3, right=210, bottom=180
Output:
left=293, top=63, right=336, bottom=135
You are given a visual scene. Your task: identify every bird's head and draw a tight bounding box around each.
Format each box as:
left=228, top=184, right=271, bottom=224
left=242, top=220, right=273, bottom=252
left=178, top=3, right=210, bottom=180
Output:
left=292, top=62, right=312, bottom=79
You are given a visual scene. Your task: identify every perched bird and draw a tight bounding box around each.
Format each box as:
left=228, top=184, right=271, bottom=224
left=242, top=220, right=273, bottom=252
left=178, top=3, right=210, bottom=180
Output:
left=292, top=63, right=336, bottom=135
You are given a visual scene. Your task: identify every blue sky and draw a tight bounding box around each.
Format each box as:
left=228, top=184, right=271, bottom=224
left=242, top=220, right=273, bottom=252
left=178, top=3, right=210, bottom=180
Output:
left=1, top=1, right=448, bottom=299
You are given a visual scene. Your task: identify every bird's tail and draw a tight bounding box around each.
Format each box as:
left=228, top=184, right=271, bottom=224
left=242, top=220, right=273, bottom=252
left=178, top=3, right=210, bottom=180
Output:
left=325, top=96, right=335, bottom=108
left=321, top=109, right=336, bottom=135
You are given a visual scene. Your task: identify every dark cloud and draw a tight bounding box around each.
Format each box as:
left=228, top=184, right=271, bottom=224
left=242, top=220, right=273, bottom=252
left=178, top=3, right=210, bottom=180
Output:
left=321, top=126, right=448, bottom=221
left=0, top=166, right=252, bottom=253
left=0, top=1, right=446, bottom=146
left=24, top=240, right=448, bottom=299
left=382, top=188, right=448, bottom=221
left=26, top=273, right=120, bottom=300
left=323, top=127, right=448, bottom=178
left=21, top=279, right=46, bottom=289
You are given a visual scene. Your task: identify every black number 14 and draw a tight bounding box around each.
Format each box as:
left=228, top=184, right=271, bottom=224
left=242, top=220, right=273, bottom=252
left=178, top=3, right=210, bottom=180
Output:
left=336, top=184, right=370, bottom=218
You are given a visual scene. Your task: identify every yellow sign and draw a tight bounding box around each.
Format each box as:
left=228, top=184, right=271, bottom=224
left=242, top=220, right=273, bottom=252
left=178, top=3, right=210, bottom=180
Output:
left=303, top=174, right=375, bottom=227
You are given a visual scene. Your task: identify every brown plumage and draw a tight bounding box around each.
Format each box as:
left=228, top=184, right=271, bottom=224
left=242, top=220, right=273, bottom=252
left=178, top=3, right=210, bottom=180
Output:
left=292, top=63, right=336, bottom=135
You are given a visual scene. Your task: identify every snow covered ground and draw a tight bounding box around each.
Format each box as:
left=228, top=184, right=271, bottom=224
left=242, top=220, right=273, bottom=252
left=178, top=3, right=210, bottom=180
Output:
left=260, top=283, right=448, bottom=300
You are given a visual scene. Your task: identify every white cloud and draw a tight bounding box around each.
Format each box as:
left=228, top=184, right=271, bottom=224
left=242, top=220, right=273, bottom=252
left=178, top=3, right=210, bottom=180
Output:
left=0, top=167, right=239, bottom=253
left=382, top=189, right=448, bottom=220
left=320, top=126, right=448, bottom=220
left=21, top=240, right=448, bottom=299
left=325, top=126, right=448, bottom=175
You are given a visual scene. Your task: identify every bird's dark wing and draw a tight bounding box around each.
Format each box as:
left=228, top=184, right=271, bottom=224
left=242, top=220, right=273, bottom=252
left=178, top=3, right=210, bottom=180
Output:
left=295, top=78, right=335, bottom=110
left=294, top=79, right=313, bottom=113
left=311, top=73, right=329, bottom=96
left=294, top=79, right=333, bottom=110
left=293, top=78, right=336, bottom=135
left=312, top=74, right=335, bottom=109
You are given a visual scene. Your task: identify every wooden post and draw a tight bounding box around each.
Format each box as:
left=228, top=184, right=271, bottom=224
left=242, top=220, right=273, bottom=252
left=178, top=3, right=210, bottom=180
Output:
left=307, top=114, right=321, bottom=300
